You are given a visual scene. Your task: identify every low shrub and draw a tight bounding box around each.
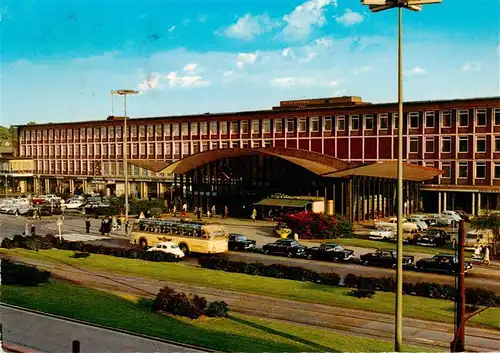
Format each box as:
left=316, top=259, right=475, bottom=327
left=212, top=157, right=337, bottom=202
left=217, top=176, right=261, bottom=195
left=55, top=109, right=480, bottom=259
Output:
left=153, top=286, right=228, bottom=319
left=350, top=289, right=375, bottom=299
left=206, top=301, right=230, bottom=317
left=72, top=252, right=91, bottom=259
left=1, top=260, right=50, bottom=286
left=466, top=288, right=497, bottom=307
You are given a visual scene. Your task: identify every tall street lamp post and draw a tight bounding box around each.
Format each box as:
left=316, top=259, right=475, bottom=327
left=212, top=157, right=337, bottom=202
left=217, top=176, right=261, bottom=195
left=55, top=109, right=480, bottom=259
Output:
left=360, top=1, right=442, bottom=351
left=110, top=89, right=140, bottom=229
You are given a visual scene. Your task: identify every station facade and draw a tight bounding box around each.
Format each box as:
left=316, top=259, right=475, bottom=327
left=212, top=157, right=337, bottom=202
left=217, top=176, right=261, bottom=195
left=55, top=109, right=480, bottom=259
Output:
left=13, top=95, right=500, bottom=215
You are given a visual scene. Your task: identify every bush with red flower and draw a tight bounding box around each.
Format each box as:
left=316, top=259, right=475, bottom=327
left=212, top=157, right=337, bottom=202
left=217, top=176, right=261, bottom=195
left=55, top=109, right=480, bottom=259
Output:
left=283, top=211, right=353, bottom=239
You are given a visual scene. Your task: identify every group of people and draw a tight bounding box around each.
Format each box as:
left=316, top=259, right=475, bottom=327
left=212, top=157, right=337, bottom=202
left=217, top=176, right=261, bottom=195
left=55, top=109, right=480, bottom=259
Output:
left=23, top=222, right=37, bottom=236
left=473, top=244, right=492, bottom=265
left=98, top=216, right=122, bottom=236
left=170, top=203, right=229, bottom=220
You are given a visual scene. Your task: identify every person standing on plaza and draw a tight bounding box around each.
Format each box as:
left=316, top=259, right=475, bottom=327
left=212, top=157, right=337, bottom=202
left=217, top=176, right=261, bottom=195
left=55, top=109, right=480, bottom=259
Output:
left=198, top=207, right=203, bottom=220
left=223, top=205, right=228, bottom=219
left=484, top=246, right=491, bottom=266
left=182, top=202, right=188, bottom=214
left=211, top=205, right=216, bottom=218
left=85, top=217, right=91, bottom=234
left=207, top=207, right=211, bottom=219
left=172, top=205, right=177, bottom=217
left=100, top=218, right=106, bottom=236
left=251, top=208, right=257, bottom=222
left=24, top=222, right=30, bottom=236
left=30, top=222, right=36, bottom=236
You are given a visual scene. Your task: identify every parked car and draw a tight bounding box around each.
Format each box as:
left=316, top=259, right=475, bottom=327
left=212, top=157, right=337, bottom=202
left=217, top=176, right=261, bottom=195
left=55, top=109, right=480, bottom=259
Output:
left=374, top=217, right=419, bottom=233
left=441, top=210, right=462, bottom=223
left=424, top=214, right=452, bottom=227
left=147, top=241, right=185, bottom=259
left=406, top=216, right=428, bottom=231
left=415, top=235, right=446, bottom=247
left=306, top=243, right=354, bottom=262
left=62, top=199, right=84, bottom=210
left=422, top=229, right=450, bottom=243
left=369, top=228, right=395, bottom=240
left=31, top=195, right=47, bottom=205
left=228, top=234, right=257, bottom=251
left=262, top=239, right=307, bottom=258
left=454, top=210, right=473, bottom=221
left=415, top=254, right=472, bottom=275
left=360, top=249, right=415, bottom=268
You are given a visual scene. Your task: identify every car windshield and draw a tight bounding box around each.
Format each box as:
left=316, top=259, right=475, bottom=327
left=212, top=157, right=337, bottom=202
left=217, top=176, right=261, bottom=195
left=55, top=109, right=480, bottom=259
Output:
left=236, top=236, right=247, bottom=241
left=171, top=244, right=179, bottom=249
left=333, top=245, right=343, bottom=251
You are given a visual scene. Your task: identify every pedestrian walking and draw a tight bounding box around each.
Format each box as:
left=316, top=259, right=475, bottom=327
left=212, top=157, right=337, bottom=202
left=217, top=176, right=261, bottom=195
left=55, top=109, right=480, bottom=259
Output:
left=85, top=217, right=91, bottom=234
left=207, top=208, right=211, bottom=218
left=198, top=207, right=203, bottom=220
left=484, top=246, right=491, bottom=266
left=182, top=203, right=188, bottom=213
left=251, top=208, right=257, bottom=222
left=100, top=218, right=106, bottom=236
left=30, top=223, right=36, bottom=236
left=24, top=222, right=29, bottom=236
left=172, top=205, right=177, bottom=217
left=223, top=205, right=229, bottom=219
left=211, top=205, right=216, bottom=218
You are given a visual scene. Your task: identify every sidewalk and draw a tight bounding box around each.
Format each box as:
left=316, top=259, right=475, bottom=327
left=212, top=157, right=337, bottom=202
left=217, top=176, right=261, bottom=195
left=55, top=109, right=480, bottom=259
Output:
left=5, top=256, right=500, bottom=352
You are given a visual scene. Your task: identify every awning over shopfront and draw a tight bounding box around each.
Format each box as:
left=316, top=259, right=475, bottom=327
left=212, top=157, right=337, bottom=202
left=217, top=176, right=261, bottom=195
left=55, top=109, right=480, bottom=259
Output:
left=253, top=198, right=311, bottom=208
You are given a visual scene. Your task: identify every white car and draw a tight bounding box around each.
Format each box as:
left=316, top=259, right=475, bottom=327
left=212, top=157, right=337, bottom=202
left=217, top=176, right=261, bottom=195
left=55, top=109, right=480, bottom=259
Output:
left=63, top=200, right=84, bottom=210
left=369, top=228, right=395, bottom=240
left=147, top=241, right=185, bottom=258
left=441, top=211, right=462, bottom=222
left=406, top=217, right=428, bottom=231
left=374, top=217, right=419, bottom=233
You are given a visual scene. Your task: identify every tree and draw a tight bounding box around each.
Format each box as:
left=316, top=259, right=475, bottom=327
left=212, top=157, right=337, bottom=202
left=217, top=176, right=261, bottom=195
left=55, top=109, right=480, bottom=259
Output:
left=471, top=214, right=500, bottom=255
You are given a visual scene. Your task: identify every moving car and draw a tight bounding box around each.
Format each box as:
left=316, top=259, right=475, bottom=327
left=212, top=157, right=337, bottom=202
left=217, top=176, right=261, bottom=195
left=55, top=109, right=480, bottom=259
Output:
left=360, top=249, right=415, bottom=268
left=415, top=254, right=472, bottom=275
left=306, top=243, right=354, bottom=262
left=262, top=239, right=307, bottom=258
left=369, top=228, right=395, bottom=240
left=147, top=241, right=185, bottom=259
left=374, top=217, right=419, bottom=233
left=228, top=234, right=257, bottom=251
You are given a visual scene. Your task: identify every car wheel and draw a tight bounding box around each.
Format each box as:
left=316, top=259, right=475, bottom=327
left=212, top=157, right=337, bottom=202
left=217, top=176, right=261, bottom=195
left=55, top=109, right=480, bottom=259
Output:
left=138, top=238, right=148, bottom=250
left=362, top=260, right=370, bottom=266
left=287, top=252, right=293, bottom=258
left=392, top=263, right=397, bottom=269
left=179, top=243, right=190, bottom=256
left=332, top=257, right=339, bottom=263
left=263, top=249, right=269, bottom=255
left=306, top=253, right=313, bottom=260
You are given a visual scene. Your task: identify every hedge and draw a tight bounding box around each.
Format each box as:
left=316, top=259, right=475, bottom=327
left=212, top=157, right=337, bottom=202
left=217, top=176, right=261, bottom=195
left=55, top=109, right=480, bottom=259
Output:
left=198, top=257, right=500, bottom=307
left=1, top=234, right=181, bottom=263
left=1, top=260, right=51, bottom=286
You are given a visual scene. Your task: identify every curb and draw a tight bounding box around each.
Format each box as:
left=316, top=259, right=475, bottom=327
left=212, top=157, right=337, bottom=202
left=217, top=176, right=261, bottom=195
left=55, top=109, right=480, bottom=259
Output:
left=0, top=304, right=216, bottom=353
left=2, top=342, right=44, bottom=353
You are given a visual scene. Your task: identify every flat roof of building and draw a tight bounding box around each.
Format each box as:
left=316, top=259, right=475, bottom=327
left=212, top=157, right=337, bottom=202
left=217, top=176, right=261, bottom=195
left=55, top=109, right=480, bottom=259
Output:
left=15, top=96, right=500, bottom=129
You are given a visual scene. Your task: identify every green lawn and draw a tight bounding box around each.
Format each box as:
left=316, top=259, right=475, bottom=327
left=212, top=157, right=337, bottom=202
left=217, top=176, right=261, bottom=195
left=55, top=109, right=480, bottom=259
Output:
left=1, top=248, right=498, bottom=330
left=1, top=282, right=425, bottom=352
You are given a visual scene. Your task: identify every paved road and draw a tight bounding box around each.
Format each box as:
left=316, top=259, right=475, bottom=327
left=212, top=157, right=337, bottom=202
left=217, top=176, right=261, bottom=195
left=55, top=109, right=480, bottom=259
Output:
left=6, top=259, right=500, bottom=352
left=0, top=305, right=206, bottom=353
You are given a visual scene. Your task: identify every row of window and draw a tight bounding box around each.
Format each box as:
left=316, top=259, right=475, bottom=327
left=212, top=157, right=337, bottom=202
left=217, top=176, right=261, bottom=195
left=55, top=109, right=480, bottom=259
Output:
left=441, top=162, right=500, bottom=180
left=20, top=135, right=500, bottom=158
left=20, top=108, right=500, bottom=142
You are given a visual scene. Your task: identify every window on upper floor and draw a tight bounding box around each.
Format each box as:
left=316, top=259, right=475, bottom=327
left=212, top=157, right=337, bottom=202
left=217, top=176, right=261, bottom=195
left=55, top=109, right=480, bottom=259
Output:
left=61, top=129, right=66, bottom=139
left=192, top=142, right=200, bottom=154
left=147, top=125, right=153, bottom=137
left=476, top=109, right=487, bottom=127
left=379, top=114, right=388, bottom=130
left=201, top=142, right=208, bottom=152
left=476, top=137, right=487, bottom=153
left=337, top=116, right=345, bottom=131
left=200, top=122, right=208, bottom=135
left=393, top=113, right=399, bottom=130
left=116, top=126, right=122, bottom=139
left=495, top=136, right=500, bottom=152
left=155, top=125, right=162, bottom=138
left=148, top=143, right=154, bottom=155
left=324, top=117, right=332, bottom=131
left=191, top=122, right=198, bottom=135
left=425, top=111, right=435, bottom=128
left=172, top=123, right=179, bottom=136
left=476, top=162, right=486, bottom=179
left=163, top=124, right=171, bottom=137
left=458, top=110, right=469, bottom=127
left=442, top=137, right=452, bottom=153
left=409, top=112, right=419, bottom=129
left=494, top=162, right=500, bottom=179
left=220, top=121, right=228, bottom=135
left=182, top=123, right=189, bottom=136
left=182, top=142, right=189, bottom=155
left=230, top=121, right=238, bottom=134
left=55, top=129, right=60, bottom=140
left=130, top=125, right=137, bottom=137
left=251, top=120, right=259, bottom=134
left=139, top=125, right=146, bottom=137
left=364, top=115, right=373, bottom=130
left=275, top=119, right=283, bottom=133
left=210, top=141, right=218, bottom=150
left=68, top=129, right=73, bottom=139
left=409, top=137, right=419, bottom=153
left=310, top=117, right=319, bottom=132
left=458, top=136, right=468, bottom=153
left=108, top=126, right=114, bottom=139
left=230, top=141, right=239, bottom=149
left=286, top=118, right=294, bottom=132
left=263, top=119, right=271, bottom=133
left=298, top=118, right=307, bottom=132
left=441, top=110, right=452, bottom=128
left=350, top=116, right=359, bottom=131
left=495, top=108, right=500, bottom=126
left=241, top=121, right=249, bottom=134
left=425, top=137, right=434, bottom=153
left=210, top=121, right=218, bottom=135
left=458, top=162, right=468, bottom=179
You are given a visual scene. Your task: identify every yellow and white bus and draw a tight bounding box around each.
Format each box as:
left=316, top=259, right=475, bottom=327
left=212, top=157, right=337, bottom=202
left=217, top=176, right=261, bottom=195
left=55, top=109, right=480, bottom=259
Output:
left=129, top=219, right=229, bottom=255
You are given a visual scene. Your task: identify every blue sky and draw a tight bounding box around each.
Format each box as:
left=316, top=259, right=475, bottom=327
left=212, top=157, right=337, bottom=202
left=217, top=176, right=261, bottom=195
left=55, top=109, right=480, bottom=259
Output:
left=1, top=0, right=499, bottom=125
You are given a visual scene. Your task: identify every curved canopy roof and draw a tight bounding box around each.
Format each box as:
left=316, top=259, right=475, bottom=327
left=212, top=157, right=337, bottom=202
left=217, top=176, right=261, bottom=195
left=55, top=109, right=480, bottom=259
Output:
left=161, top=147, right=352, bottom=176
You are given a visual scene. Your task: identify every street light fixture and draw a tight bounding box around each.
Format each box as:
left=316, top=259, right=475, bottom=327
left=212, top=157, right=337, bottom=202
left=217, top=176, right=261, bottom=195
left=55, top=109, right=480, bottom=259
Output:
left=110, top=89, right=140, bottom=231
left=360, top=0, right=442, bottom=351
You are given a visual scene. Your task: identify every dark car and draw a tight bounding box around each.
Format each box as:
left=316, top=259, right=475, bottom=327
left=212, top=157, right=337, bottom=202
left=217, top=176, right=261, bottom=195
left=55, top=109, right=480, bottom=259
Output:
left=415, top=254, right=472, bottom=275
left=228, top=234, right=257, bottom=251
left=360, top=249, right=415, bottom=268
left=306, top=243, right=354, bottom=262
left=262, top=239, right=307, bottom=258
left=419, top=229, right=450, bottom=245
left=415, top=236, right=443, bottom=247
left=454, top=210, right=473, bottom=222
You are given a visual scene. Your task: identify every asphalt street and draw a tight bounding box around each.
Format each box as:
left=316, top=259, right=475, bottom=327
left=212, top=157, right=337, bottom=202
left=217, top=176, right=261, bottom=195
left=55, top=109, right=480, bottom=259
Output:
left=0, top=305, right=206, bottom=353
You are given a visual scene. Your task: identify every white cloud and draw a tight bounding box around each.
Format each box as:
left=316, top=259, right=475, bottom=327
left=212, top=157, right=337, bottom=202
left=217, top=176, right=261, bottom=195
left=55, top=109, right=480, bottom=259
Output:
left=404, top=66, right=427, bottom=76
left=461, top=62, right=482, bottom=72
left=223, top=13, right=278, bottom=40
left=270, top=76, right=340, bottom=88
left=198, top=14, right=207, bottom=23
left=282, top=47, right=293, bottom=57
left=183, top=63, right=197, bottom=73
left=168, top=25, right=176, bottom=33
left=300, top=52, right=317, bottom=63
left=354, top=66, right=373, bottom=74
left=165, top=72, right=210, bottom=88
left=335, top=9, right=364, bottom=27
left=223, top=70, right=233, bottom=77
left=236, top=52, right=258, bottom=69
left=281, top=0, right=337, bottom=42
left=138, top=72, right=163, bottom=91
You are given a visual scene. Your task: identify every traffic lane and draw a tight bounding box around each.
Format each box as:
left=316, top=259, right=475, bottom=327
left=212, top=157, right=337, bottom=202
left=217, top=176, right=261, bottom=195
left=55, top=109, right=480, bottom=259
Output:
left=0, top=305, right=204, bottom=353
left=218, top=251, right=500, bottom=294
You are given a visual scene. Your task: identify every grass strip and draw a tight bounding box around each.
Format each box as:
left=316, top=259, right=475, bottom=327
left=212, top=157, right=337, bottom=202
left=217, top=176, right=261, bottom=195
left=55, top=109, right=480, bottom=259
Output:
left=1, top=282, right=425, bottom=352
left=1, top=248, right=498, bottom=330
